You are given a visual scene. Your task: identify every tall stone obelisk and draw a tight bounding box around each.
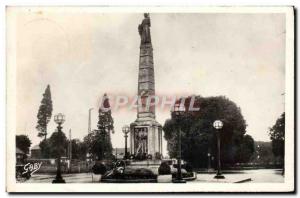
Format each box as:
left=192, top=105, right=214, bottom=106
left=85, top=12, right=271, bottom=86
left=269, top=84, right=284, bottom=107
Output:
left=130, top=13, right=163, bottom=158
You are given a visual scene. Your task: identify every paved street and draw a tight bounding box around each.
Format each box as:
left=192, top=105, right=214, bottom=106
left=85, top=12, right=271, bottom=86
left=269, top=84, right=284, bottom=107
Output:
left=25, top=173, right=101, bottom=183
left=24, top=169, right=284, bottom=183
left=195, top=169, right=284, bottom=183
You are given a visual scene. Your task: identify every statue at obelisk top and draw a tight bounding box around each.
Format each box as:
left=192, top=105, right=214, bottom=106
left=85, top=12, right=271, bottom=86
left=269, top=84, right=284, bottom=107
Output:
left=130, top=13, right=163, bottom=159
left=138, top=13, right=151, bottom=44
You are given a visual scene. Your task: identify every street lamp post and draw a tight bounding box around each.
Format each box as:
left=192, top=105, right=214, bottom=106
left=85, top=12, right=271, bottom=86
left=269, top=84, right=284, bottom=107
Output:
left=213, top=120, right=225, bottom=179
left=172, top=103, right=186, bottom=183
left=52, top=113, right=66, bottom=183
left=207, top=152, right=211, bottom=172
left=207, top=135, right=212, bottom=172
left=88, top=108, right=93, bottom=134
left=122, top=125, right=130, bottom=159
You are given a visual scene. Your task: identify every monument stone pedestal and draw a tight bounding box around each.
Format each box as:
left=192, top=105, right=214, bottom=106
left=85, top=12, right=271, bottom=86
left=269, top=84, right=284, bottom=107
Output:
left=130, top=118, right=163, bottom=158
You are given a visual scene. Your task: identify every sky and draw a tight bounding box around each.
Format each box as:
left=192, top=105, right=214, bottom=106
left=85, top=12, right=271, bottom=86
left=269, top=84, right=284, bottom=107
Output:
left=12, top=8, right=285, bottom=155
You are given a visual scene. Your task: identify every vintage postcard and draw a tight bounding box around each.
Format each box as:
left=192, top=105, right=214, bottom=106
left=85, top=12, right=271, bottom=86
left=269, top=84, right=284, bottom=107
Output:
left=6, top=6, right=294, bottom=192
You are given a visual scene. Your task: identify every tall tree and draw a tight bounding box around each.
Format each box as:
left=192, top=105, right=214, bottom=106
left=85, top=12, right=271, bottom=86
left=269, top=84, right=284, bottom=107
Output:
left=16, top=135, right=32, bottom=154
left=39, top=130, right=68, bottom=158
left=236, top=134, right=255, bottom=163
left=68, top=139, right=88, bottom=160
left=251, top=141, right=274, bottom=165
left=269, top=112, right=285, bottom=168
left=85, top=94, right=114, bottom=160
left=39, top=139, right=51, bottom=158
left=48, top=131, right=68, bottom=157
left=163, top=95, right=254, bottom=168
left=36, top=85, right=53, bottom=140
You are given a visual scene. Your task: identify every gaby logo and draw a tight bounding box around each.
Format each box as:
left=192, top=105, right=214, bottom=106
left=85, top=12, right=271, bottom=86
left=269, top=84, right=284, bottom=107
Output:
left=22, top=162, right=42, bottom=176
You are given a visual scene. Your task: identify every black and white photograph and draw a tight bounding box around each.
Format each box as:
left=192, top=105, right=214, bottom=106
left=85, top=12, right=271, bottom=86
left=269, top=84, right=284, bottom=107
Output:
left=6, top=6, right=294, bottom=192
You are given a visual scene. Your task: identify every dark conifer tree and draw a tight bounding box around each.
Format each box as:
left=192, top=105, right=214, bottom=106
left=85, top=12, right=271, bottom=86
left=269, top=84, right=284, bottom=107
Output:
left=96, top=93, right=114, bottom=160
left=36, top=85, right=53, bottom=140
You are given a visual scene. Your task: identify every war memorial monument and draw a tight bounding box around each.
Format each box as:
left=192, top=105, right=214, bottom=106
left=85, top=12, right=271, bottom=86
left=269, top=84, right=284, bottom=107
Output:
left=129, top=13, right=163, bottom=159
left=9, top=8, right=290, bottom=191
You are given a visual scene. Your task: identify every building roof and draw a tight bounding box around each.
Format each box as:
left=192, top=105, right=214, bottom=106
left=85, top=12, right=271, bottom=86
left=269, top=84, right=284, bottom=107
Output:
left=113, top=148, right=126, bottom=154
left=31, top=145, right=40, bottom=150
left=16, top=147, right=25, bottom=154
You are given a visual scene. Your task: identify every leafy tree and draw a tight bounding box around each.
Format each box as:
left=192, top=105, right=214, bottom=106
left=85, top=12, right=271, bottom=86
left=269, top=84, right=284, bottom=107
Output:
left=236, top=135, right=255, bottom=163
left=269, top=113, right=285, bottom=157
left=36, top=85, right=53, bottom=140
left=39, top=131, right=67, bottom=158
left=39, top=139, right=50, bottom=158
left=84, top=94, right=114, bottom=160
left=68, top=139, right=88, bottom=160
left=48, top=131, right=68, bottom=157
left=77, top=140, right=88, bottom=160
left=84, top=131, right=107, bottom=160
left=163, top=95, right=254, bottom=168
left=251, top=141, right=274, bottom=165
left=269, top=113, right=285, bottom=170
left=16, top=135, right=32, bottom=154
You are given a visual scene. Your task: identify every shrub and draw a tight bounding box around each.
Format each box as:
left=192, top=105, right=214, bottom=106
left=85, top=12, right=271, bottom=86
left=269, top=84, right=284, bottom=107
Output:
left=114, top=160, right=126, bottom=168
left=129, top=154, right=135, bottom=160
left=172, top=172, right=194, bottom=178
left=126, top=168, right=155, bottom=178
left=155, top=152, right=162, bottom=160
left=158, top=162, right=171, bottom=175
left=184, top=163, right=193, bottom=172
left=92, top=162, right=107, bottom=175
left=147, top=154, right=153, bottom=160
left=105, top=161, right=115, bottom=171
left=101, top=167, right=157, bottom=180
left=135, top=153, right=145, bottom=160
left=173, top=163, right=193, bottom=172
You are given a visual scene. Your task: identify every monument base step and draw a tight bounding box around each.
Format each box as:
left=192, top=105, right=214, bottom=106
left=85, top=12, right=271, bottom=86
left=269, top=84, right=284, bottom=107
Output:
left=129, top=160, right=162, bottom=166
left=126, top=160, right=162, bottom=175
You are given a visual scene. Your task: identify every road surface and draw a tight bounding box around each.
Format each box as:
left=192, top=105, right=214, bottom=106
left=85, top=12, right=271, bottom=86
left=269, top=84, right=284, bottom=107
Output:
left=24, top=169, right=284, bottom=183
